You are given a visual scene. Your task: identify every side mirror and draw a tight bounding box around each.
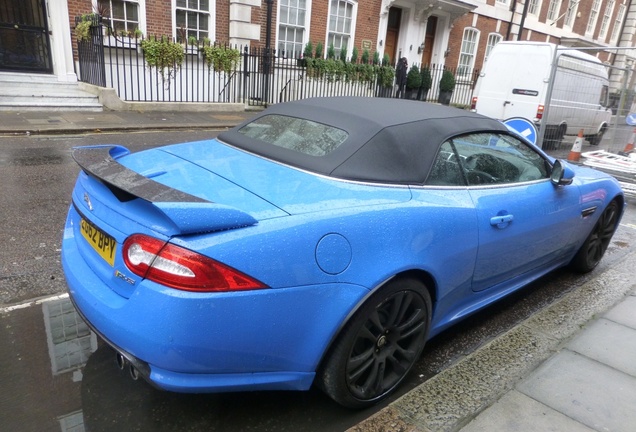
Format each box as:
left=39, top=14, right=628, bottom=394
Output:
left=550, top=159, right=574, bottom=186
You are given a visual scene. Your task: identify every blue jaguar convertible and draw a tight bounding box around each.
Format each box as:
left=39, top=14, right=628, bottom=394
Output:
left=62, top=97, right=623, bottom=408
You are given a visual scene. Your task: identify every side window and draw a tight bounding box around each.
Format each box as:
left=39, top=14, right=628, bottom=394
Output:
left=425, top=141, right=465, bottom=186
left=451, top=132, right=550, bottom=186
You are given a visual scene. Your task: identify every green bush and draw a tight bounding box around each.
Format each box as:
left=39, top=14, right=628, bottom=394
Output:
left=140, top=36, right=185, bottom=80
left=361, top=49, right=369, bottom=64
left=303, top=41, right=313, bottom=59
left=201, top=44, right=241, bottom=72
left=406, top=65, right=422, bottom=90
left=439, top=69, right=456, bottom=92
left=350, top=47, right=358, bottom=64
left=327, top=43, right=336, bottom=60
left=420, top=67, right=432, bottom=91
left=315, top=42, right=324, bottom=59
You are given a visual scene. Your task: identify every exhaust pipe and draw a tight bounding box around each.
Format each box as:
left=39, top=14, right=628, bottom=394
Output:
left=129, top=364, right=139, bottom=380
left=115, top=352, right=127, bottom=370
left=113, top=349, right=150, bottom=384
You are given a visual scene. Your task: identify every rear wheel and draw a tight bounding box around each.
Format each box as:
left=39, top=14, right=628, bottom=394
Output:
left=570, top=201, right=620, bottom=273
left=586, top=126, right=607, bottom=146
left=317, top=278, right=431, bottom=408
left=543, top=125, right=566, bottom=150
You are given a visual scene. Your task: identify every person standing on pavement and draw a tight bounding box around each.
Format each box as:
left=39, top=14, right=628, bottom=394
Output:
left=395, top=57, right=408, bottom=99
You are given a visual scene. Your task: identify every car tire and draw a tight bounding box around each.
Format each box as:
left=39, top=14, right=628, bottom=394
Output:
left=317, top=277, right=431, bottom=409
left=586, top=126, right=606, bottom=146
left=570, top=200, right=620, bottom=273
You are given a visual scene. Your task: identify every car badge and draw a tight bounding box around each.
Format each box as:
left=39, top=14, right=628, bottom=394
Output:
left=83, top=192, right=94, bottom=211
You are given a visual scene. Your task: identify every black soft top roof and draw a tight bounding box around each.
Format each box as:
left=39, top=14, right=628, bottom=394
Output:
left=218, top=97, right=509, bottom=184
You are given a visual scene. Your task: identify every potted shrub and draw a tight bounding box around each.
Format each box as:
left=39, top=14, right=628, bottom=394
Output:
left=405, top=65, right=421, bottom=100
left=418, top=67, right=432, bottom=101
left=438, top=69, right=455, bottom=105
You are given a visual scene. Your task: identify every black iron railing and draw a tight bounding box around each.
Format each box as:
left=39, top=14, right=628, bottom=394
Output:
left=75, top=17, right=479, bottom=108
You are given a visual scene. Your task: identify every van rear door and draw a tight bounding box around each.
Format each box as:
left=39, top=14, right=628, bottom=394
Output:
left=474, top=43, right=552, bottom=122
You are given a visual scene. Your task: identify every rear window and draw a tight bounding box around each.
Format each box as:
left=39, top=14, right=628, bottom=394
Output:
left=237, top=114, right=348, bottom=157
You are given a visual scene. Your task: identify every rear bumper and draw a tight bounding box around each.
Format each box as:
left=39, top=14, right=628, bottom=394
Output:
left=61, top=206, right=367, bottom=393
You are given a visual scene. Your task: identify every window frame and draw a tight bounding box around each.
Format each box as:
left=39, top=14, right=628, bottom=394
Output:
left=547, top=0, right=562, bottom=21
left=100, top=0, right=145, bottom=36
left=599, top=0, right=616, bottom=40
left=276, top=0, right=311, bottom=59
left=528, top=0, right=541, bottom=16
left=564, top=0, right=579, bottom=28
left=457, top=27, right=480, bottom=77
left=325, top=0, right=357, bottom=59
left=173, top=0, right=215, bottom=43
left=610, top=3, right=626, bottom=43
left=484, top=33, right=502, bottom=63
left=586, top=0, right=602, bottom=35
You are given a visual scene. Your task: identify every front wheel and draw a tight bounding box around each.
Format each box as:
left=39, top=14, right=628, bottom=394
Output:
left=570, top=201, right=620, bottom=273
left=317, top=278, right=431, bottom=409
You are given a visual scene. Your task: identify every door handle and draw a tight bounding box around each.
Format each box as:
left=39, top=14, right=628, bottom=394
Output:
left=490, top=214, right=514, bottom=228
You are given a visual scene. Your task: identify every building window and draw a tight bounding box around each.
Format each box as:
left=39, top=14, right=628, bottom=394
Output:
left=278, top=0, right=308, bottom=59
left=547, top=0, right=562, bottom=21
left=327, top=0, right=356, bottom=58
left=175, top=0, right=211, bottom=42
left=458, top=28, right=479, bottom=76
left=496, top=0, right=509, bottom=5
left=586, top=0, right=601, bottom=34
left=611, top=4, right=626, bottom=42
left=100, top=0, right=140, bottom=35
left=484, top=33, right=502, bottom=63
left=599, top=0, right=615, bottom=39
left=564, top=0, right=578, bottom=27
left=528, top=0, right=541, bottom=15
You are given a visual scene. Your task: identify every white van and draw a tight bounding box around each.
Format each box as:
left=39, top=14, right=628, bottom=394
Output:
left=471, top=42, right=612, bottom=148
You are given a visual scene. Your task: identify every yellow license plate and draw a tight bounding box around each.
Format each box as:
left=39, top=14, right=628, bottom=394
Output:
left=80, top=217, right=117, bottom=266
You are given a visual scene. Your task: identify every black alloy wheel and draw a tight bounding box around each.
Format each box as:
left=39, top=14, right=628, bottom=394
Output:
left=571, top=200, right=620, bottom=273
left=318, top=278, right=431, bottom=408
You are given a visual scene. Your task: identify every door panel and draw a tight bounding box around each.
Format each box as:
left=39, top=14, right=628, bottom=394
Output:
left=0, top=0, right=52, bottom=73
left=469, top=182, right=580, bottom=291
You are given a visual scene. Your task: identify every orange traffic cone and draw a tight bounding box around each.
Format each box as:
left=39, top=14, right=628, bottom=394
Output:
left=623, top=128, right=636, bottom=154
left=568, top=129, right=584, bottom=162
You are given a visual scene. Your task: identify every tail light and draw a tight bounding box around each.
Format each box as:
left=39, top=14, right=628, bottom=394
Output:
left=122, top=234, right=267, bottom=292
left=536, top=104, right=544, bottom=120
left=470, top=96, right=478, bottom=110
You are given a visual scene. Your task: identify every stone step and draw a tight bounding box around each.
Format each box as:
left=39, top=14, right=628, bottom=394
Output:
left=0, top=73, right=103, bottom=111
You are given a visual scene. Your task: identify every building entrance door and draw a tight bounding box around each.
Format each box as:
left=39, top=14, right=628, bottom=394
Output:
left=420, top=16, right=437, bottom=66
left=384, top=7, right=402, bottom=65
left=0, top=0, right=53, bottom=73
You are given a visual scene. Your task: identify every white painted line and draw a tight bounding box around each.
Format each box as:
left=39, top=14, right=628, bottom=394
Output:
left=1, top=292, right=69, bottom=313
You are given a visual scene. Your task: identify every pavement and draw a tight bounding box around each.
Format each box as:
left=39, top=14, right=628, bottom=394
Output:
left=2, top=107, right=636, bottom=432
left=0, top=109, right=260, bottom=135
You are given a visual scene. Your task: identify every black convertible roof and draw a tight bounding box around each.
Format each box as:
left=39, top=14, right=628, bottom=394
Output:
left=218, top=97, right=509, bottom=184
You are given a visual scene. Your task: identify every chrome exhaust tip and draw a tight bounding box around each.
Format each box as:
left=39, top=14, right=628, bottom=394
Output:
left=129, top=364, right=139, bottom=380
left=115, top=352, right=127, bottom=370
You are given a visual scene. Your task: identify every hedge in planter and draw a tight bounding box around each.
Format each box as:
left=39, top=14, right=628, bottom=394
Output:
left=438, top=69, right=456, bottom=105
left=405, top=65, right=421, bottom=100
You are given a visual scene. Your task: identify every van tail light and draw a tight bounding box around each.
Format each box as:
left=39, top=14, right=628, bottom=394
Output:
left=536, top=104, right=544, bottom=120
left=470, top=96, right=478, bottom=110
left=122, top=234, right=267, bottom=292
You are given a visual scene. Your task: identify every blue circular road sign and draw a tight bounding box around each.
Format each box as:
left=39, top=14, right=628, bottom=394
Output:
left=503, top=117, right=538, bottom=145
left=626, top=113, right=636, bottom=126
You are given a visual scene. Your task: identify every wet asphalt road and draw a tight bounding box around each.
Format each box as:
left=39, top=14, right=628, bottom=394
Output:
left=1, top=131, right=636, bottom=431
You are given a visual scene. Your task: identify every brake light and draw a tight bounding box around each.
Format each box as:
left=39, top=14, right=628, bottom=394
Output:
left=470, top=96, right=477, bottom=110
left=536, top=104, right=544, bottom=120
left=122, top=234, right=267, bottom=292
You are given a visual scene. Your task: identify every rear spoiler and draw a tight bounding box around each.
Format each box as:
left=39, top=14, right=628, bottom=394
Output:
left=72, top=145, right=258, bottom=234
